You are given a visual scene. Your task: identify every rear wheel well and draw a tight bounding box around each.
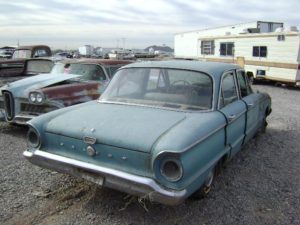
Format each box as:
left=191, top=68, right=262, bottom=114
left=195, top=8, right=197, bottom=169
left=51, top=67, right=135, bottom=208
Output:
left=265, top=106, right=271, bottom=116
left=191, top=154, right=229, bottom=199
left=215, top=154, right=229, bottom=176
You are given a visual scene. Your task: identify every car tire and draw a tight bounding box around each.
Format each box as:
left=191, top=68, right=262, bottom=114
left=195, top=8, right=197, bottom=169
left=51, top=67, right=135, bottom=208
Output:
left=192, top=167, right=215, bottom=199
left=261, top=113, right=268, bottom=133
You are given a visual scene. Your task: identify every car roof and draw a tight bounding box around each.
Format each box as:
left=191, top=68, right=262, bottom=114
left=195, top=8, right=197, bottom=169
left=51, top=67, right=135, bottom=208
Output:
left=16, top=45, right=50, bottom=50
left=61, top=59, right=133, bottom=66
left=121, top=60, right=241, bottom=78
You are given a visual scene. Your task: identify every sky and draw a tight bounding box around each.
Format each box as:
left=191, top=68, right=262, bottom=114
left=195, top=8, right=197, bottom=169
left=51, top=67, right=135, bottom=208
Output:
left=0, top=0, right=299, bottom=50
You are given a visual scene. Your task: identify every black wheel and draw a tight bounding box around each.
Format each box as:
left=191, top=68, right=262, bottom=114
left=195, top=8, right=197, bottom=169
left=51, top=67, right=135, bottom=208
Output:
left=261, top=114, right=268, bottom=133
left=192, top=167, right=215, bottom=199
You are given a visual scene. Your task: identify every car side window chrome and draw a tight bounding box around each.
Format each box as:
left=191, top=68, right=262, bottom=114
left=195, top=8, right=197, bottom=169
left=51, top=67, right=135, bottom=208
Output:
left=237, top=70, right=253, bottom=97
left=220, top=72, right=238, bottom=108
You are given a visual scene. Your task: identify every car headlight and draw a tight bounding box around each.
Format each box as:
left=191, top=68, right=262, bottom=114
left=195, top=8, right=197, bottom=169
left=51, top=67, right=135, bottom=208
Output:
left=29, top=92, right=44, bottom=104
left=27, top=127, right=40, bottom=148
left=29, top=92, right=37, bottom=103
left=36, top=93, right=44, bottom=103
left=160, top=158, right=183, bottom=182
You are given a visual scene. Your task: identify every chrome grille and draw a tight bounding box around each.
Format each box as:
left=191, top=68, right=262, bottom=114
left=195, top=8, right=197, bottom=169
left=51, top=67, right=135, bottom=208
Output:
left=3, top=91, right=14, bottom=120
left=0, top=99, right=3, bottom=109
left=20, top=102, right=58, bottom=115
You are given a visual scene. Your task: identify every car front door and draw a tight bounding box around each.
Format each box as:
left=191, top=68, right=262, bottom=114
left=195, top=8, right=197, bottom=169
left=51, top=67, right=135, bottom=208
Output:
left=219, top=71, right=247, bottom=157
left=236, top=70, right=262, bottom=143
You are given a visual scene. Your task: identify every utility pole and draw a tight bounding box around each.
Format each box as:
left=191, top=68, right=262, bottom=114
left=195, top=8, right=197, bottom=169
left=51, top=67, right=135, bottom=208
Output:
left=121, top=38, right=126, bottom=50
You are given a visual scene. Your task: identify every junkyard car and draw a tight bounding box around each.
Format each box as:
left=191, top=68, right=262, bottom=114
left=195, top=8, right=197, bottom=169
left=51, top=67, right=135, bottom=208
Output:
left=0, top=45, right=54, bottom=85
left=24, top=61, right=272, bottom=205
left=0, top=46, right=15, bottom=59
left=0, top=59, right=132, bottom=124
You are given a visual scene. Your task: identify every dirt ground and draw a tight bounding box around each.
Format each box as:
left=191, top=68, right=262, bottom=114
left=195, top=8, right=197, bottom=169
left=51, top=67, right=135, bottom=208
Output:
left=0, top=84, right=299, bottom=225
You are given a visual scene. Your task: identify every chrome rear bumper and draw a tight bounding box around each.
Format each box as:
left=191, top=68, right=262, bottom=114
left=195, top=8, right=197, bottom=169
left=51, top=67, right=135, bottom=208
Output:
left=13, top=114, right=35, bottom=125
left=23, top=150, right=187, bottom=205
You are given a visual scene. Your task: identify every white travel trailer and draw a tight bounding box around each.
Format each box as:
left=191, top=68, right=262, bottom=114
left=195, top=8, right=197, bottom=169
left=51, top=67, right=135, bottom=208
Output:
left=175, top=21, right=300, bottom=86
left=78, top=45, right=94, bottom=57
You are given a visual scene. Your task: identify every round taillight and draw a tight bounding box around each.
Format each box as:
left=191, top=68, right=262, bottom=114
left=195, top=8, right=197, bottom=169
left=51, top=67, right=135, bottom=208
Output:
left=27, top=128, right=40, bottom=148
left=160, top=159, right=183, bottom=182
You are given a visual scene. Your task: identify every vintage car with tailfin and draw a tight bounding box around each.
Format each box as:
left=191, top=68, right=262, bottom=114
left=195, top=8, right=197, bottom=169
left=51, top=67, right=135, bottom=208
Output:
left=0, top=59, right=132, bottom=123
left=24, top=60, right=272, bottom=205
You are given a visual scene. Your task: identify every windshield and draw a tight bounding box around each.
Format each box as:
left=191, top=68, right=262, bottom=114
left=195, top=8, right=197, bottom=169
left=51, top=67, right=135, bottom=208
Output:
left=12, top=50, right=31, bottom=59
left=51, top=63, right=107, bottom=81
left=100, top=68, right=213, bottom=110
left=26, top=60, right=54, bottom=74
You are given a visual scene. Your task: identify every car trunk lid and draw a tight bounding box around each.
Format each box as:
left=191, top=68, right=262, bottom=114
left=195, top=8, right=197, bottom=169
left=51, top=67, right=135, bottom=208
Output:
left=45, top=102, right=186, bottom=153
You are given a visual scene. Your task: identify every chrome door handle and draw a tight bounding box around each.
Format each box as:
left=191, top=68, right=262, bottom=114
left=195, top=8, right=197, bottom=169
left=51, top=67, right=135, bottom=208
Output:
left=247, top=103, right=254, bottom=107
left=228, top=114, right=236, bottom=121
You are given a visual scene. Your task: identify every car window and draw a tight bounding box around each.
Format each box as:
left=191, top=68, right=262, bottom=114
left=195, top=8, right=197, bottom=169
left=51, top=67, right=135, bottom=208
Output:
left=67, top=64, right=107, bottom=81
left=107, top=68, right=144, bottom=97
left=100, top=68, right=213, bottom=110
left=109, top=67, right=119, bottom=78
left=12, top=50, right=31, bottom=59
left=147, top=69, right=166, bottom=90
left=33, top=49, right=48, bottom=57
left=237, top=70, right=252, bottom=97
left=26, top=60, right=54, bottom=74
left=105, top=66, right=122, bottom=79
left=220, top=72, right=238, bottom=108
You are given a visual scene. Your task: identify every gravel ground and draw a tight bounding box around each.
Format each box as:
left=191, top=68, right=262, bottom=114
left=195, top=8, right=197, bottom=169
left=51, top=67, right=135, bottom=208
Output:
left=0, top=84, right=300, bottom=225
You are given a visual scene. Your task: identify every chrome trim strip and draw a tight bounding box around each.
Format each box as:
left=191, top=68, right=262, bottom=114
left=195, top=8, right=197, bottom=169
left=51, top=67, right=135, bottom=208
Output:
left=23, top=150, right=188, bottom=205
left=99, top=67, right=216, bottom=113
left=182, top=123, right=226, bottom=152
left=155, top=123, right=226, bottom=157
left=98, top=100, right=213, bottom=113
left=217, top=69, right=240, bottom=109
left=3, top=91, right=14, bottom=120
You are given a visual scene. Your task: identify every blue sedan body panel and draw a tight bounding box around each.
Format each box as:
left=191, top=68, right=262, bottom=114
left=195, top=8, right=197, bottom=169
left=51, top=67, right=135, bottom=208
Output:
left=24, top=60, right=272, bottom=205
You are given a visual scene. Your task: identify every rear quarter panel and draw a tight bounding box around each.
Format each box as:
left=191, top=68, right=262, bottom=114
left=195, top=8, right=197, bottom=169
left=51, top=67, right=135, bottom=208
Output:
left=152, top=111, right=228, bottom=192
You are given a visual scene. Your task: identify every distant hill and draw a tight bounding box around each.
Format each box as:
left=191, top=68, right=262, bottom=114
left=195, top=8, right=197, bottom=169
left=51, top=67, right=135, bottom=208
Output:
left=145, top=45, right=174, bottom=53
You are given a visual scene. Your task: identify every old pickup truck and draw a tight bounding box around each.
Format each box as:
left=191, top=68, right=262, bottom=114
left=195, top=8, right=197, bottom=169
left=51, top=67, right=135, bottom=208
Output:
left=0, top=45, right=54, bottom=85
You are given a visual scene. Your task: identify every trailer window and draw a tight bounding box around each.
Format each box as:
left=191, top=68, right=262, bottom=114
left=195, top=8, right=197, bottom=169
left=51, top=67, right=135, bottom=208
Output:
left=277, top=35, right=285, bottom=41
left=253, top=46, right=267, bottom=57
left=201, top=40, right=215, bottom=55
left=220, top=42, right=234, bottom=56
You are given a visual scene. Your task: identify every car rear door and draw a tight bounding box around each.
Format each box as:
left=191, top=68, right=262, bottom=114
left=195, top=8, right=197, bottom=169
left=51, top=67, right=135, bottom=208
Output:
left=219, top=71, right=247, bottom=157
left=236, top=70, right=262, bottom=143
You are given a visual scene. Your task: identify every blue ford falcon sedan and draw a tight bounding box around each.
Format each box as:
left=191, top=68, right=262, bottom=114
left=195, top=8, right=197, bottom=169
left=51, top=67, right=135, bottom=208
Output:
left=24, top=60, right=271, bottom=205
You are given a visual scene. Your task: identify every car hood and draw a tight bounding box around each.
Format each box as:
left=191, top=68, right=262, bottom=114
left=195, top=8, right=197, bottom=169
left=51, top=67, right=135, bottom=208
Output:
left=44, top=102, right=186, bottom=153
left=1, top=73, right=81, bottom=98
